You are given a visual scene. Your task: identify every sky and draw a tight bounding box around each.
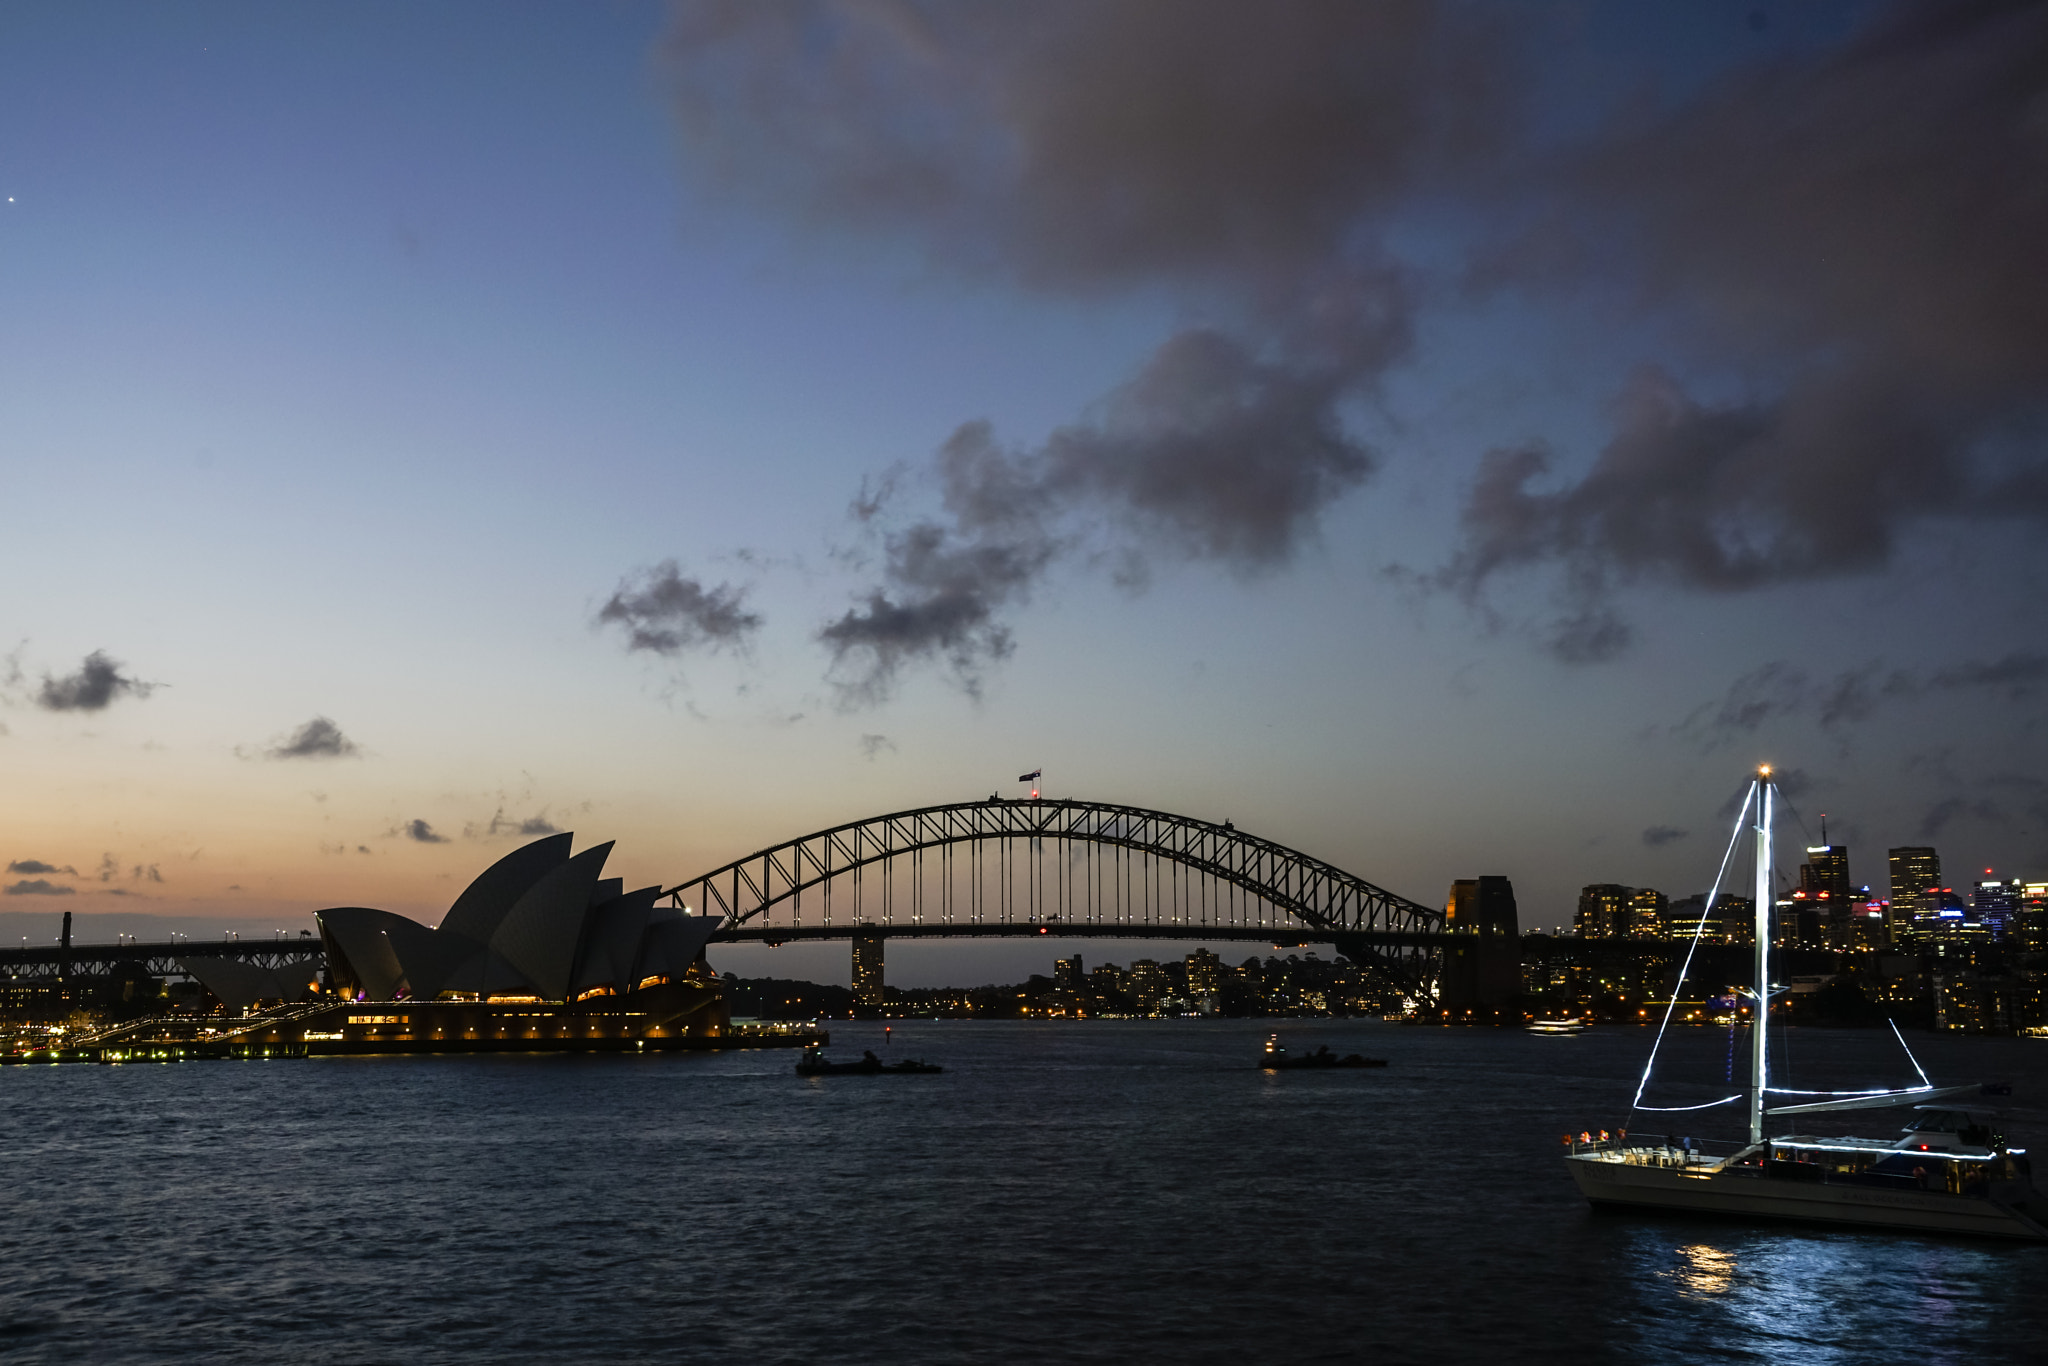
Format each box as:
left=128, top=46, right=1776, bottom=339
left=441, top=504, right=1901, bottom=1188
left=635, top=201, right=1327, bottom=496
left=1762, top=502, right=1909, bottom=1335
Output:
left=3, top=1, right=2045, bottom=984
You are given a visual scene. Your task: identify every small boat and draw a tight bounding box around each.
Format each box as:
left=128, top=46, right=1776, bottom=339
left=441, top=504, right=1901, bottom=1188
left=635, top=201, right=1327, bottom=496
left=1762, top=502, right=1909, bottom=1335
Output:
left=1260, top=1034, right=1386, bottom=1070
left=1566, top=766, right=2046, bottom=1240
left=1528, top=1018, right=1587, bottom=1035
left=795, top=1045, right=942, bottom=1077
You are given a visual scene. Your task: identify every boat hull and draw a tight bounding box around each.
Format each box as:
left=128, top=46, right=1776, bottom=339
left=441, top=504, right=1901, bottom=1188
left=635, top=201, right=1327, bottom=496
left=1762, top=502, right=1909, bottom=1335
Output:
left=1567, top=1154, right=2048, bottom=1240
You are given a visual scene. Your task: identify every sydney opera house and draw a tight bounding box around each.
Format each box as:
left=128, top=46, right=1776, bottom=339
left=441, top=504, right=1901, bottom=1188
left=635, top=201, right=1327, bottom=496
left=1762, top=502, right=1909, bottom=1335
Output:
left=186, top=834, right=734, bottom=1053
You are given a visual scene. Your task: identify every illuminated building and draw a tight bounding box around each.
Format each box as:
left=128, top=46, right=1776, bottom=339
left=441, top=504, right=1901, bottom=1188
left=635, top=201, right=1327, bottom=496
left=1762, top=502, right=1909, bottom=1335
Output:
left=1628, top=887, right=1668, bottom=940
left=2023, top=883, right=2048, bottom=954
left=1575, top=884, right=1629, bottom=939
left=1127, top=960, right=1166, bottom=1013
left=181, top=834, right=730, bottom=1051
left=1890, top=846, right=1941, bottom=904
left=1183, top=948, right=1221, bottom=999
left=1974, top=878, right=2022, bottom=941
left=1053, top=956, right=1084, bottom=992
left=852, top=933, right=885, bottom=1008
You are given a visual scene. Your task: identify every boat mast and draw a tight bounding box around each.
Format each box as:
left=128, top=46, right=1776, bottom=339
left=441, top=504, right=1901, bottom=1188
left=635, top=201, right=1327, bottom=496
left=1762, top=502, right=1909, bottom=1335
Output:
left=1749, top=768, right=1773, bottom=1146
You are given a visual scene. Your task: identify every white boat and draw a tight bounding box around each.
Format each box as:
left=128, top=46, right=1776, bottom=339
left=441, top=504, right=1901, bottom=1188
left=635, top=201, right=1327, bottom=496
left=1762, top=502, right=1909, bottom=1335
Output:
left=1564, top=767, right=2047, bottom=1240
left=1528, top=1018, right=1587, bottom=1035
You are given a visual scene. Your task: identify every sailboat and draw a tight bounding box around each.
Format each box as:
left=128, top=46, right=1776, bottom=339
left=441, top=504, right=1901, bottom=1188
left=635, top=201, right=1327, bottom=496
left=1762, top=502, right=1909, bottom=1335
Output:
left=1564, top=766, right=2048, bottom=1239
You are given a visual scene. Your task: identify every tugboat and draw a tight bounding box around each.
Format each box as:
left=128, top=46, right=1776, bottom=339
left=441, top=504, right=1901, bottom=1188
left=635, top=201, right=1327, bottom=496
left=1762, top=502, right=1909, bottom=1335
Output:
left=1260, top=1033, right=1386, bottom=1070
left=795, top=1044, right=942, bottom=1076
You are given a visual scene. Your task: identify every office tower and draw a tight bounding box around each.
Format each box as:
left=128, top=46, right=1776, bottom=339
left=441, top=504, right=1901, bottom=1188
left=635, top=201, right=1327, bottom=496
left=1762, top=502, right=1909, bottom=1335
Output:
left=1183, top=948, right=1221, bottom=999
left=1890, top=847, right=1941, bottom=904
left=1975, top=878, right=2022, bottom=941
left=1576, top=884, right=1629, bottom=939
left=2021, top=883, right=2048, bottom=954
left=1053, top=955, right=1084, bottom=992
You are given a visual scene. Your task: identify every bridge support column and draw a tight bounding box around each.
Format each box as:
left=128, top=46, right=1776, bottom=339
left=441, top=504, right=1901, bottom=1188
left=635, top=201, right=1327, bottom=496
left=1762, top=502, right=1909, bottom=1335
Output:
left=852, top=932, right=884, bottom=1014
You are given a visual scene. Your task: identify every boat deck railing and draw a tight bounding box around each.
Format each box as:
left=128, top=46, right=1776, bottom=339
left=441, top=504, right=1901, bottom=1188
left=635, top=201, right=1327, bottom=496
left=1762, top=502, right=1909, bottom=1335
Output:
left=1566, top=1132, right=1748, bottom=1167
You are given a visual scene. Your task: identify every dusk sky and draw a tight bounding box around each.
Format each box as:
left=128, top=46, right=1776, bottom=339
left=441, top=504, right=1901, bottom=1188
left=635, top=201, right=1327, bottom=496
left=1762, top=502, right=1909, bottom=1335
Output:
left=5, top=1, right=2044, bottom=983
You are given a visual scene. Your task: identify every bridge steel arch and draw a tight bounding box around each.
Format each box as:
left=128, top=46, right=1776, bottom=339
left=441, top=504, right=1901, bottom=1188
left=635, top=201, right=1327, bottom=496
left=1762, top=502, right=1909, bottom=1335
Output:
left=663, top=798, right=1448, bottom=998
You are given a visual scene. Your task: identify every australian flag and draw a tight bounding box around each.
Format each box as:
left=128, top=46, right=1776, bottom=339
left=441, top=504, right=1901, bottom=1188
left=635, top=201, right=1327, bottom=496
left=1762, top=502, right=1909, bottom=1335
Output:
left=1019, top=769, right=1042, bottom=783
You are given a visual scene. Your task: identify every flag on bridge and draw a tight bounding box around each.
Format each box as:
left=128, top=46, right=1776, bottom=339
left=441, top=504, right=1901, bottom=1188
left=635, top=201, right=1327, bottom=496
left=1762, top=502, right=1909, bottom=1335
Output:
left=1018, top=769, right=1041, bottom=783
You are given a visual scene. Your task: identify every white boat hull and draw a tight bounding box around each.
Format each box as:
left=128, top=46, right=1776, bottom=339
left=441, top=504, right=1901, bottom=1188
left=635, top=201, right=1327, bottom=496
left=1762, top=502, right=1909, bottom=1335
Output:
left=1567, top=1154, right=2048, bottom=1240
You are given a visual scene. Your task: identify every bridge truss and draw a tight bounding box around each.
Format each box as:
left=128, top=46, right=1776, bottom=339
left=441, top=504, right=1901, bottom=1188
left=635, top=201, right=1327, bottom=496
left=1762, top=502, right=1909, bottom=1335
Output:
left=664, top=797, right=1448, bottom=997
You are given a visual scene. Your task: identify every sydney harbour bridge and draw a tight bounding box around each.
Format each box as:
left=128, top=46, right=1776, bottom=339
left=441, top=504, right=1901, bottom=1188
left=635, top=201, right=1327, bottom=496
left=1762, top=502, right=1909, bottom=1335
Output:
left=2, top=796, right=1489, bottom=1003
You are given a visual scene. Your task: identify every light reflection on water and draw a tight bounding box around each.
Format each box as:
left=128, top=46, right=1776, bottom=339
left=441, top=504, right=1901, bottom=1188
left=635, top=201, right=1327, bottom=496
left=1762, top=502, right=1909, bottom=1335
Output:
left=0, top=1020, right=2042, bottom=1365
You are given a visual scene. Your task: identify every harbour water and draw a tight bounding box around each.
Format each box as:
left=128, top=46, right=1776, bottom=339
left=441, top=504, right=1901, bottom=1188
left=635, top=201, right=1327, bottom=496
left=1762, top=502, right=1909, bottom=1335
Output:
left=3, top=1019, right=2044, bottom=1364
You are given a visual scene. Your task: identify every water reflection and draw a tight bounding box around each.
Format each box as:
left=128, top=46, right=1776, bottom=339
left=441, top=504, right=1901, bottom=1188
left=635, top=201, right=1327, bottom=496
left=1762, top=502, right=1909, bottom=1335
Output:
left=1661, top=1242, right=1738, bottom=1299
left=1622, top=1223, right=2027, bottom=1364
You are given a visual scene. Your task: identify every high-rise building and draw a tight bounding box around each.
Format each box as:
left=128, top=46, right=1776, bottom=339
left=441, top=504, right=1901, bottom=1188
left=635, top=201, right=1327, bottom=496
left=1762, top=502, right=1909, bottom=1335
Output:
left=1053, top=955, right=1084, bottom=992
left=2022, top=882, right=2048, bottom=955
left=1576, top=884, right=1629, bottom=939
left=1628, top=887, right=1668, bottom=940
left=1890, top=847, right=1941, bottom=904
left=1975, top=878, right=2022, bottom=941
left=852, top=933, right=884, bottom=1008
left=1183, top=948, right=1221, bottom=999
left=1127, top=959, right=1166, bottom=1013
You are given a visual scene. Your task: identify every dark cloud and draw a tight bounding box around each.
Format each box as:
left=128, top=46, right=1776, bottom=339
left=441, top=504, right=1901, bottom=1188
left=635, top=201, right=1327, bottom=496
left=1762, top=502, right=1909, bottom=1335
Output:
left=356, top=845, right=372, bottom=855
left=37, top=650, right=156, bottom=712
left=823, top=328, right=1383, bottom=701
left=1641, top=826, right=1688, bottom=848
left=1920, top=796, right=2006, bottom=840
left=94, top=854, right=118, bottom=882
left=3, top=879, right=73, bottom=896
left=597, top=561, right=761, bottom=656
left=859, top=733, right=895, bottom=760
left=1677, top=653, right=2047, bottom=747
left=1442, top=3, right=2048, bottom=644
left=263, top=716, right=360, bottom=760
left=820, top=520, right=1047, bottom=704
left=6, top=860, right=76, bottom=876
left=476, top=809, right=559, bottom=839
left=666, top=1, right=1486, bottom=697
left=403, top=820, right=448, bottom=844
left=134, top=864, right=162, bottom=884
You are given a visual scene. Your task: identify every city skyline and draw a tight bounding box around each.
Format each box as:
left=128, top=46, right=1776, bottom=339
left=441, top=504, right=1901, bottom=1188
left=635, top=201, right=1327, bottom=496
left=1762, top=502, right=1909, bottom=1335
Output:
left=4, top=2, right=2045, bottom=985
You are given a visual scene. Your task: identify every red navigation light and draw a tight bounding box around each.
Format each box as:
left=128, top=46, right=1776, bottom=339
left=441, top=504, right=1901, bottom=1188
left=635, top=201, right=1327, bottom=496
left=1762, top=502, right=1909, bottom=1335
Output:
left=1038, top=926, right=1047, bottom=934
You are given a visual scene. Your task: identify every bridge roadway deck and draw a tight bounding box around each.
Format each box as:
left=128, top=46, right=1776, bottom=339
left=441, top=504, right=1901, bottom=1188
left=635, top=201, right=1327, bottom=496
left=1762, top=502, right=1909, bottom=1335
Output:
left=715, top=922, right=1459, bottom=946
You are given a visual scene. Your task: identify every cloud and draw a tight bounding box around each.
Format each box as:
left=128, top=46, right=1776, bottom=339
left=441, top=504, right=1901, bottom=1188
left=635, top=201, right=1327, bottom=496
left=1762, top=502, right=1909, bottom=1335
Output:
left=665, top=1, right=1488, bottom=697
left=1640, top=826, right=1688, bottom=848
left=95, top=854, right=118, bottom=882
left=402, top=819, right=448, bottom=844
left=819, top=519, right=1047, bottom=704
left=597, top=561, right=762, bottom=656
left=859, top=733, right=895, bottom=760
left=261, top=716, right=360, bottom=760
left=1676, top=653, right=2047, bottom=747
left=6, top=860, right=76, bottom=876
left=1919, top=796, right=2005, bottom=840
left=356, top=845, right=372, bottom=855
left=473, top=809, right=560, bottom=840
left=37, top=650, right=157, bottom=712
left=3, top=879, right=74, bottom=896
left=1439, top=3, right=2048, bottom=646
left=133, top=864, right=163, bottom=883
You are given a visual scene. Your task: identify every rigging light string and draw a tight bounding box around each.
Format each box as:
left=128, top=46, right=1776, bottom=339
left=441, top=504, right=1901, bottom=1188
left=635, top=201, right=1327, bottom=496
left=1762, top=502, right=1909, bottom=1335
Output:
left=1631, top=781, right=1755, bottom=1117
left=1892, top=1019, right=1933, bottom=1087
